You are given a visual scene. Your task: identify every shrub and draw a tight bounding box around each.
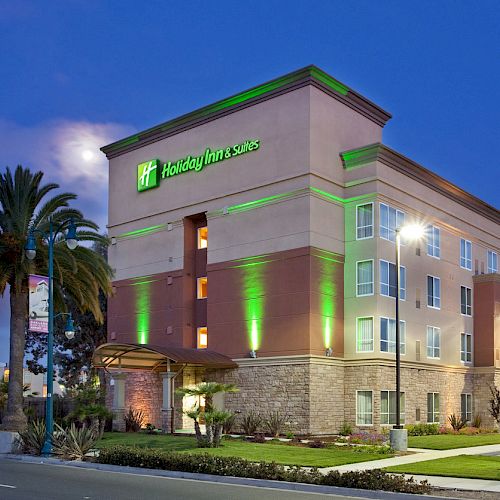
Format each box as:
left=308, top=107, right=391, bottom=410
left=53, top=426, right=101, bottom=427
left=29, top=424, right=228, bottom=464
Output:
left=308, top=439, right=326, bottom=448
left=241, top=411, right=262, bottom=435
left=405, top=423, right=439, bottom=436
left=438, top=425, right=454, bottom=434
left=351, top=445, right=393, bottom=455
left=489, top=385, right=500, bottom=425
left=16, top=419, right=46, bottom=455
left=263, top=411, right=287, bottom=437
left=348, top=433, right=386, bottom=445
left=458, top=426, right=480, bottom=435
left=52, top=423, right=98, bottom=460
left=448, top=413, right=467, bottom=431
left=96, top=446, right=431, bottom=494
left=339, top=422, right=352, bottom=436
left=472, top=414, right=482, bottom=429
left=253, top=432, right=266, bottom=443
left=222, top=413, right=237, bottom=434
left=124, top=408, right=145, bottom=432
left=145, top=423, right=156, bottom=435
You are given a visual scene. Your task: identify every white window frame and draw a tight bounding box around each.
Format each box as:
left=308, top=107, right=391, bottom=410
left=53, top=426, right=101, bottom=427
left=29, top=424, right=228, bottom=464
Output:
left=356, top=202, right=374, bottom=240
left=461, top=393, right=472, bottom=422
left=427, top=275, right=441, bottom=309
left=380, top=317, right=406, bottom=354
left=356, top=260, right=374, bottom=297
left=379, top=260, right=406, bottom=300
left=460, top=286, right=472, bottom=316
left=379, top=203, right=405, bottom=243
left=356, top=390, right=373, bottom=426
left=460, top=238, right=472, bottom=270
left=197, top=277, right=207, bottom=299
left=356, top=316, right=374, bottom=353
left=427, top=392, right=440, bottom=423
left=461, top=332, right=472, bottom=363
left=488, top=250, right=498, bottom=274
left=427, top=225, right=441, bottom=259
left=426, top=325, right=441, bottom=359
left=380, top=390, right=406, bottom=426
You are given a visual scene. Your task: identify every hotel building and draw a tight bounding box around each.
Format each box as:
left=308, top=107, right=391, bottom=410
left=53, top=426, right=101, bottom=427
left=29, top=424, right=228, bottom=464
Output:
left=94, top=66, right=500, bottom=435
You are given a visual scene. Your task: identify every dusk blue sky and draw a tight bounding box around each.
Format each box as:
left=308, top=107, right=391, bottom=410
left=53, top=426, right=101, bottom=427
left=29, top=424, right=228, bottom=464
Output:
left=0, top=0, right=499, bottom=361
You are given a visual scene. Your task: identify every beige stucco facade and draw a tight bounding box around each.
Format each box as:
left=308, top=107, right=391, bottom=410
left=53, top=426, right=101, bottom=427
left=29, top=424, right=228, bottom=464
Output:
left=101, top=66, right=500, bottom=435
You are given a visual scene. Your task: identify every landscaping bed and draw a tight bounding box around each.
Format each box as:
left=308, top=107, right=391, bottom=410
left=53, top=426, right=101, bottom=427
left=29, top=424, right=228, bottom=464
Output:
left=96, top=432, right=393, bottom=467
left=385, top=455, right=500, bottom=481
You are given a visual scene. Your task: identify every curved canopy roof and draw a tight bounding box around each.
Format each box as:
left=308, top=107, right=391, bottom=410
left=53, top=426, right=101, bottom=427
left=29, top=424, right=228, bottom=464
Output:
left=92, top=343, right=238, bottom=371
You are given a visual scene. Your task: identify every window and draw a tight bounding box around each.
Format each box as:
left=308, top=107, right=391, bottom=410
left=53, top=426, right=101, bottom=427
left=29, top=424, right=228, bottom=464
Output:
left=381, top=391, right=405, bottom=425
left=461, top=333, right=472, bottom=363
left=356, top=317, right=374, bottom=352
left=460, top=286, right=472, bottom=316
left=461, top=393, right=472, bottom=422
left=197, top=277, right=208, bottom=299
left=380, top=203, right=405, bottom=242
left=197, top=227, right=208, bottom=249
left=427, top=393, right=440, bottom=423
left=427, top=225, right=440, bottom=258
left=356, top=203, right=373, bottom=239
left=426, top=326, right=440, bottom=359
left=380, top=317, right=406, bottom=354
left=356, top=391, right=373, bottom=425
left=427, top=275, right=441, bottom=309
left=197, top=327, right=208, bottom=349
left=488, top=250, right=498, bottom=273
left=356, top=260, right=374, bottom=296
left=460, top=238, right=472, bottom=270
left=380, top=260, right=406, bottom=300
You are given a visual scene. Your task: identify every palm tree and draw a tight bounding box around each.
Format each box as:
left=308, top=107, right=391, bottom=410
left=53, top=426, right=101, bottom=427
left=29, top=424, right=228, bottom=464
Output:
left=0, top=166, right=112, bottom=431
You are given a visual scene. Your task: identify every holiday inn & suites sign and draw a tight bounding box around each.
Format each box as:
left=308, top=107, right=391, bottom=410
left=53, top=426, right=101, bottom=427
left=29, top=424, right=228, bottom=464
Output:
left=137, top=139, right=260, bottom=192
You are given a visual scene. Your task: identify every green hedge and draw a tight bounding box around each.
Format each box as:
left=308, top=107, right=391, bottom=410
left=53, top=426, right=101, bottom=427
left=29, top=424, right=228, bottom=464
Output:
left=96, top=446, right=430, bottom=494
left=405, top=423, right=439, bottom=436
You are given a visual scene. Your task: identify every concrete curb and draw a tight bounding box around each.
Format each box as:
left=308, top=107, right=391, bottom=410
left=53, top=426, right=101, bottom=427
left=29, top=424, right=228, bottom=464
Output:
left=2, top=454, right=450, bottom=500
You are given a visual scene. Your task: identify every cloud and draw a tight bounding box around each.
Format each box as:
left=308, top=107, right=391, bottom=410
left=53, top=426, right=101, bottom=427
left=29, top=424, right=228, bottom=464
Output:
left=0, top=119, right=134, bottom=232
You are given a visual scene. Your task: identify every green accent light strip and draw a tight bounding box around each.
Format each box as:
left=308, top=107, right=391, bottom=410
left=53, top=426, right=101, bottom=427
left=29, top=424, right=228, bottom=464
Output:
left=318, top=252, right=337, bottom=350
left=103, top=66, right=351, bottom=155
left=117, top=224, right=167, bottom=240
left=135, top=280, right=151, bottom=344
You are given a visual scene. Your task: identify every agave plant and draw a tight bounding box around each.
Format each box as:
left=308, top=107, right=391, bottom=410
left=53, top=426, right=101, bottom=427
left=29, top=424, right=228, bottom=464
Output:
left=16, top=419, right=46, bottom=455
left=52, top=423, right=98, bottom=460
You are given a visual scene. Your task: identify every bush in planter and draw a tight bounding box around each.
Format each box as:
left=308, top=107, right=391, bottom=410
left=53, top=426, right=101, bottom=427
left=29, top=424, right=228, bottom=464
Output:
left=96, top=446, right=431, bottom=494
left=348, top=433, right=386, bottom=445
left=52, top=423, right=99, bottom=460
left=405, top=423, right=439, bottom=436
left=263, top=410, right=287, bottom=437
left=308, top=439, right=326, bottom=448
left=124, top=408, right=145, bottom=432
left=448, top=413, right=467, bottom=432
left=339, top=422, right=353, bottom=436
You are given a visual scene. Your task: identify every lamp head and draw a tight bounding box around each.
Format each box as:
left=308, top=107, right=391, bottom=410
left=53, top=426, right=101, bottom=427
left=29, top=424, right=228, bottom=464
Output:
left=25, top=233, right=37, bottom=260
left=65, top=315, right=75, bottom=340
left=65, top=219, right=78, bottom=250
left=399, top=224, right=425, bottom=241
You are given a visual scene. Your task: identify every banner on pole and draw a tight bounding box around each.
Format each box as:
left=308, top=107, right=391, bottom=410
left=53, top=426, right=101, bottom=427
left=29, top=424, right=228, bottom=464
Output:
left=29, top=274, right=49, bottom=333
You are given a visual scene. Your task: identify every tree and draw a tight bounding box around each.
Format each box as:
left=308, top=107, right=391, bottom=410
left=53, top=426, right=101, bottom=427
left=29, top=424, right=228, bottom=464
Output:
left=0, top=166, right=112, bottom=431
left=176, top=382, right=238, bottom=447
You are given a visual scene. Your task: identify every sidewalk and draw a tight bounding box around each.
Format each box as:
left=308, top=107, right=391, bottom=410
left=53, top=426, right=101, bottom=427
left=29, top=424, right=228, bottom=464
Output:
left=319, top=443, right=500, bottom=493
left=319, top=443, right=500, bottom=473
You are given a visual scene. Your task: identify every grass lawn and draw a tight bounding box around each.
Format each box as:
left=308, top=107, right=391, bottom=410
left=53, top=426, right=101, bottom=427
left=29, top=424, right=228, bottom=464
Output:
left=385, top=455, right=500, bottom=481
left=408, top=433, right=500, bottom=450
left=96, top=432, right=393, bottom=468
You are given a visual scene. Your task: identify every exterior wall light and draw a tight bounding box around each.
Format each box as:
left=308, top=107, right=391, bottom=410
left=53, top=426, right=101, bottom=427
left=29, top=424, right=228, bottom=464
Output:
left=249, top=350, right=257, bottom=358
left=325, top=347, right=333, bottom=357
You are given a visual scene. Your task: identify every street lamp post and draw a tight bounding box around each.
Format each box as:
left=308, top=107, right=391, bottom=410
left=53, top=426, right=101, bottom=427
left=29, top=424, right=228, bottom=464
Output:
left=25, top=217, right=78, bottom=455
left=390, top=224, right=424, bottom=452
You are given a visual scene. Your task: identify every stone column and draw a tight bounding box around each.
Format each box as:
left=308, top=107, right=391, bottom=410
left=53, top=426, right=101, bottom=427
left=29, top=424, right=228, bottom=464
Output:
left=112, top=373, right=127, bottom=432
left=161, top=372, right=176, bottom=433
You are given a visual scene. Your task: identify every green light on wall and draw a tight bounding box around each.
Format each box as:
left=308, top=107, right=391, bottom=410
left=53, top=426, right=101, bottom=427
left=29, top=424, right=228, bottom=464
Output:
left=241, top=257, right=267, bottom=351
left=318, top=253, right=337, bottom=350
left=135, top=279, right=151, bottom=344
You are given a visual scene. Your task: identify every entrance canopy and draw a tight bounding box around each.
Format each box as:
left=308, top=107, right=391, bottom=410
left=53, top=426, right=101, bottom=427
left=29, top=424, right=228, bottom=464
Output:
left=92, top=343, right=237, bottom=371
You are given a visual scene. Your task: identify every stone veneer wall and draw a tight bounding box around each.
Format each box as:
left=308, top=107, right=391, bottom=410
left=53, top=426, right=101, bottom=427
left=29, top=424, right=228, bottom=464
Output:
left=344, top=364, right=475, bottom=431
left=125, top=371, right=162, bottom=429
left=208, top=363, right=312, bottom=435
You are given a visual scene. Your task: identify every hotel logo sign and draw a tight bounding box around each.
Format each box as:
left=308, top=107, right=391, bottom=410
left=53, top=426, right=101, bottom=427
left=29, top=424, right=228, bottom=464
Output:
left=137, top=139, right=260, bottom=192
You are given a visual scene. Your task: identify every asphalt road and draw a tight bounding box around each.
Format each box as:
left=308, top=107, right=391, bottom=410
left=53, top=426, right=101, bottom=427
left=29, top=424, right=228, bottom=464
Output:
left=0, top=459, right=367, bottom=500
